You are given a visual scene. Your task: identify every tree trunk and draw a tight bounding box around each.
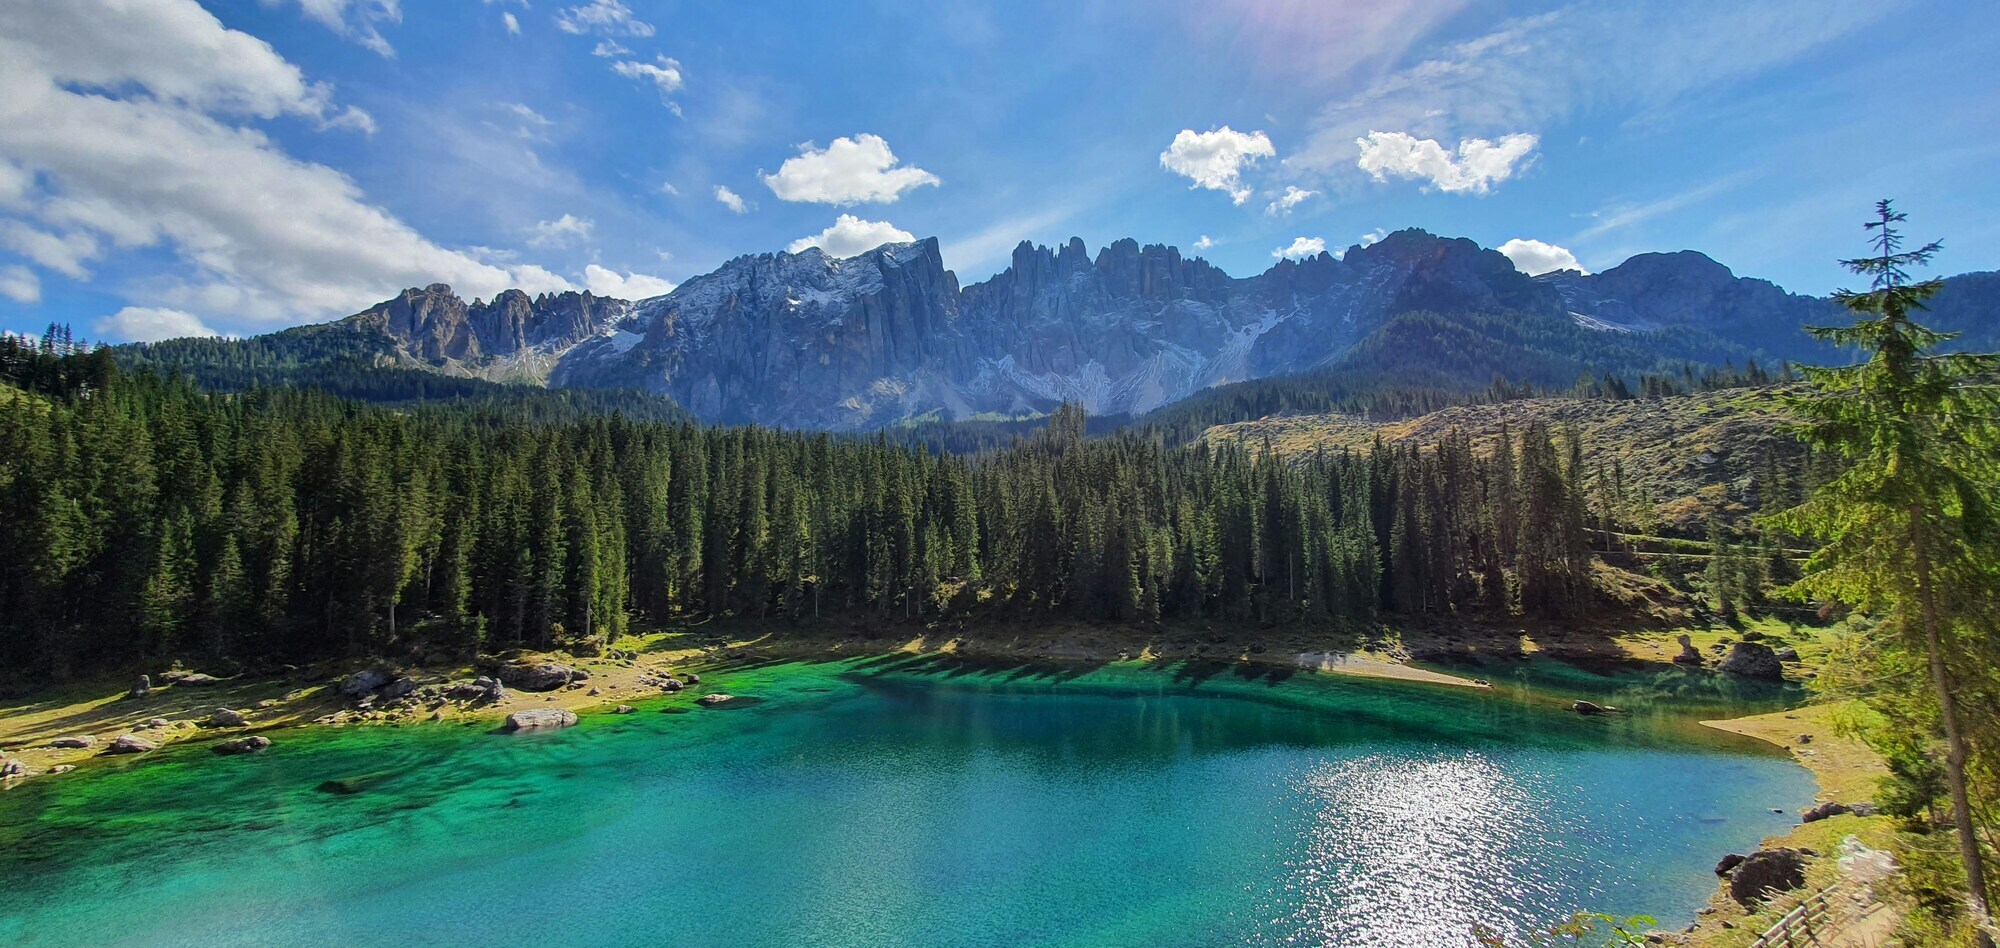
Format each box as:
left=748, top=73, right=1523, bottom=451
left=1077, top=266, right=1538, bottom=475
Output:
left=1913, top=505, right=1995, bottom=944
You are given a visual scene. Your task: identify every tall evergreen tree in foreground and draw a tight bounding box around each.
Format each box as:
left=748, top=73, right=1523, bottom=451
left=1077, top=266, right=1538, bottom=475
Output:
left=1767, top=202, right=1999, bottom=941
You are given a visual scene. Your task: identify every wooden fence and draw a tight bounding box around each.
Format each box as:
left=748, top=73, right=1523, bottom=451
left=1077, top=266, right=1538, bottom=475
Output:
left=1748, top=885, right=1841, bottom=948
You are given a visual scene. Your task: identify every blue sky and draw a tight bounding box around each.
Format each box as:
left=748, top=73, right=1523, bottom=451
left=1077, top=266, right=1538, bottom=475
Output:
left=1, top=0, right=1996, bottom=341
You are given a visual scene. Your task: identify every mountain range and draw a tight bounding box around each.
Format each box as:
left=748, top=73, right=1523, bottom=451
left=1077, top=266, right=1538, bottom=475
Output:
left=123, top=229, right=1996, bottom=431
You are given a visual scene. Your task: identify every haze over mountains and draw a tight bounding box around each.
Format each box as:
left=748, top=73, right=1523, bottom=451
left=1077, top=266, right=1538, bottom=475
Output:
left=127, top=229, right=1996, bottom=431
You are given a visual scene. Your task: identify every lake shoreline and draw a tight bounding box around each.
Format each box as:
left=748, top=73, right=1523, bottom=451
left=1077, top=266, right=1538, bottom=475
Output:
left=2, top=619, right=1818, bottom=786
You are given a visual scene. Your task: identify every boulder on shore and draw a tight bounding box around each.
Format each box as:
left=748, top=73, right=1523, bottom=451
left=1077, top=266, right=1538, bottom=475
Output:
left=102, top=735, right=158, bottom=755
left=1672, top=634, right=1704, bottom=666
left=377, top=677, right=418, bottom=702
left=48, top=736, right=98, bottom=749
left=213, top=736, right=272, bottom=756
left=503, top=709, right=577, bottom=731
left=1, top=758, right=24, bottom=778
left=1801, top=801, right=1853, bottom=823
left=1714, top=853, right=1747, bottom=876
left=445, top=677, right=506, bottom=703
left=338, top=668, right=394, bottom=698
left=498, top=663, right=581, bottom=692
left=1718, top=642, right=1785, bottom=680
left=175, top=673, right=223, bottom=687
left=209, top=708, right=249, bottom=728
left=126, top=675, right=151, bottom=699
left=1727, top=848, right=1808, bottom=905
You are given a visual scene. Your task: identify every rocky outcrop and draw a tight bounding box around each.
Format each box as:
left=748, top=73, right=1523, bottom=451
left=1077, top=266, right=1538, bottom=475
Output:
left=213, top=736, right=272, bottom=755
left=1726, top=848, right=1808, bottom=905
left=1673, top=634, right=1703, bottom=666
left=347, top=284, right=629, bottom=379
left=1718, top=642, right=1785, bottom=680
left=503, top=709, right=577, bottom=731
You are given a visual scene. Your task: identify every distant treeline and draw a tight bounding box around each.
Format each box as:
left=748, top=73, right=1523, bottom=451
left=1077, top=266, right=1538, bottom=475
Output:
left=0, top=337, right=1636, bottom=675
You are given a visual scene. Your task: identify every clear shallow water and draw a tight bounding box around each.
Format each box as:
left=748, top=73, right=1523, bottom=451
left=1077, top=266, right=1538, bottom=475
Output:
left=0, top=657, right=1812, bottom=947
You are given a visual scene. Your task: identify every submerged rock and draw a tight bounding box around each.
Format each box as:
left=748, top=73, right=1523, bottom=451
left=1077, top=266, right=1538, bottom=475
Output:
left=1572, top=700, right=1615, bottom=715
left=1727, top=848, right=1807, bottom=904
left=1718, top=643, right=1784, bottom=680
left=102, top=735, right=158, bottom=755
left=695, top=693, right=750, bottom=709
left=614, top=705, right=635, bottom=714
left=213, top=736, right=272, bottom=756
left=504, top=708, right=577, bottom=731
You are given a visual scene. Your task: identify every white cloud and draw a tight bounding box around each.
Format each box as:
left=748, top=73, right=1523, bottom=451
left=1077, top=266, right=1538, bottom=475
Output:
left=528, top=214, right=593, bottom=248
left=1159, top=127, right=1275, bottom=205
left=611, top=56, right=684, bottom=112
left=581, top=264, right=675, bottom=300
left=1264, top=185, right=1319, bottom=216
left=659, top=182, right=679, bottom=196
left=0, top=0, right=567, bottom=331
left=554, top=0, right=654, bottom=37
left=591, top=40, right=631, bottom=58
left=761, top=134, right=940, bottom=206
left=267, top=0, right=402, bottom=57
left=1355, top=131, right=1538, bottom=194
left=1497, top=238, right=1584, bottom=275
left=502, top=12, right=520, bottom=34
left=1273, top=237, right=1327, bottom=260
left=1192, top=235, right=1215, bottom=251
left=787, top=214, right=915, bottom=258
left=1287, top=2, right=1892, bottom=177
left=95, top=306, right=221, bottom=342
left=713, top=185, right=747, bottom=213
left=0, top=264, right=39, bottom=303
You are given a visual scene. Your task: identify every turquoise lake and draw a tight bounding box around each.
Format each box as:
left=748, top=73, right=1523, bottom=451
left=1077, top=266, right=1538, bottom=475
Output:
left=0, top=656, right=1813, bottom=946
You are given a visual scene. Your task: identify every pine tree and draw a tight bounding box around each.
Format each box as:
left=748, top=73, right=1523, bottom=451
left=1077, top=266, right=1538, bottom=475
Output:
left=1765, top=202, right=2000, bottom=939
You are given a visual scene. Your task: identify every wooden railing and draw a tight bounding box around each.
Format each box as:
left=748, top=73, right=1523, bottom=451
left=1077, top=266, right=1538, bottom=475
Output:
left=1748, top=885, right=1841, bottom=948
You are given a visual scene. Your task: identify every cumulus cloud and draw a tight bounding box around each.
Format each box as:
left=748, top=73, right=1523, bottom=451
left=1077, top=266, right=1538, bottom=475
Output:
left=581, top=264, right=675, bottom=300
left=761, top=134, right=940, bottom=206
left=528, top=214, right=593, bottom=248
left=0, top=264, right=39, bottom=303
left=1159, top=127, right=1275, bottom=205
left=786, top=214, right=915, bottom=258
left=95, top=306, right=221, bottom=342
left=713, top=185, right=747, bottom=213
left=0, top=0, right=566, bottom=330
left=267, top=0, right=402, bottom=57
left=1355, top=131, right=1538, bottom=194
left=611, top=56, right=684, bottom=111
left=1192, top=235, right=1215, bottom=251
left=1273, top=237, right=1327, bottom=260
left=1497, top=238, right=1584, bottom=275
left=554, top=0, right=654, bottom=37
left=1265, top=185, right=1319, bottom=216
left=591, top=40, right=630, bottom=58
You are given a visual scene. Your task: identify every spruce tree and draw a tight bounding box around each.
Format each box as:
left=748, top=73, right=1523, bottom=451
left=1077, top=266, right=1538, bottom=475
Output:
left=1766, top=202, right=1999, bottom=938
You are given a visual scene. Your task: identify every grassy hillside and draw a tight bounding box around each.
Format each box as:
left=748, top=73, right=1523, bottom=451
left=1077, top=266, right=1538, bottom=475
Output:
left=1205, top=385, right=1806, bottom=533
